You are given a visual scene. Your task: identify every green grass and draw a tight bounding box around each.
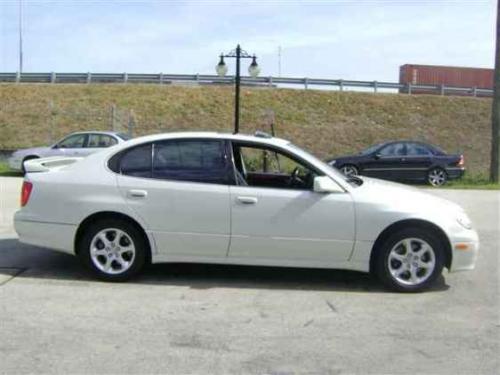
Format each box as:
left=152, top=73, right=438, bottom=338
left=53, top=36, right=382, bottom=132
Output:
left=0, top=162, right=22, bottom=177
left=438, top=173, right=500, bottom=190
left=0, top=83, right=493, bottom=176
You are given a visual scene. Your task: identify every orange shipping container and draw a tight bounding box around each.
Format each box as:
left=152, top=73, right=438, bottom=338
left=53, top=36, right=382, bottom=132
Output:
left=399, top=64, right=493, bottom=90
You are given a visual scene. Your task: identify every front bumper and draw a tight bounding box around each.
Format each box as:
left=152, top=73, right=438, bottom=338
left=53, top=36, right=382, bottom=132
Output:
left=448, top=228, right=479, bottom=272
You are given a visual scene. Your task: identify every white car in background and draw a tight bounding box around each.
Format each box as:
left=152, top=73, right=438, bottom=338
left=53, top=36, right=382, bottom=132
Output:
left=8, top=131, right=131, bottom=173
left=14, top=132, right=479, bottom=292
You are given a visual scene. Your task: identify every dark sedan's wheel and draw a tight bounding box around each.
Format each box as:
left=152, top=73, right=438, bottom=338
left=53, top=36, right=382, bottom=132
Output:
left=21, top=156, right=39, bottom=175
left=340, top=164, right=359, bottom=177
left=374, top=228, right=444, bottom=292
left=78, top=218, right=147, bottom=282
left=427, top=167, right=447, bottom=187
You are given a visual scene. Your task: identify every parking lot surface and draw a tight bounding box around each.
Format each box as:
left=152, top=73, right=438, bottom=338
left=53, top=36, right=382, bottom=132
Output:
left=0, top=177, right=498, bottom=374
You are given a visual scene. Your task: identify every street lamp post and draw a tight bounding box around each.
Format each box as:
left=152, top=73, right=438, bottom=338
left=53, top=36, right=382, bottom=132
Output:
left=216, top=44, right=260, bottom=134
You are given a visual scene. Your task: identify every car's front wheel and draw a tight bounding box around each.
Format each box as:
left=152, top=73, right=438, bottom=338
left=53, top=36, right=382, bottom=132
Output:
left=340, top=164, right=359, bottom=177
left=78, top=218, right=147, bottom=281
left=374, top=228, right=444, bottom=292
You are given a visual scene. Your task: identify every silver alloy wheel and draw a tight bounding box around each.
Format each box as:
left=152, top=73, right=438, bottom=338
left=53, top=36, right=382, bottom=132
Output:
left=90, top=228, right=136, bottom=275
left=428, top=168, right=446, bottom=186
left=387, top=238, right=436, bottom=286
left=341, top=165, right=358, bottom=177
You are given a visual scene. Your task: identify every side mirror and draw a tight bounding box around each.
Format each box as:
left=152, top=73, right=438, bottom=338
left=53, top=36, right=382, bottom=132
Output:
left=313, top=176, right=344, bottom=194
left=374, top=153, right=381, bottom=160
left=52, top=144, right=59, bottom=149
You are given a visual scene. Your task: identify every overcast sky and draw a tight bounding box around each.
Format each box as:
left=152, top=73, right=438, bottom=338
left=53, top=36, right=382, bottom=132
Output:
left=0, top=0, right=496, bottom=81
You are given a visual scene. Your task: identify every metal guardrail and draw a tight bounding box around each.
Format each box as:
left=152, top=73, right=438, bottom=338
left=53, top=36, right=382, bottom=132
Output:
left=0, top=72, right=493, bottom=97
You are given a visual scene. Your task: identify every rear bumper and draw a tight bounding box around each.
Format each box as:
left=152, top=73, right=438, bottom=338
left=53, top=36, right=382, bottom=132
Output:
left=14, top=213, right=76, bottom=255
left=446, top=167, right=465, bottom=180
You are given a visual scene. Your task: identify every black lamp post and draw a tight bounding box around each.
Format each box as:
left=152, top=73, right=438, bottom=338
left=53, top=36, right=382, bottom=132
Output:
left=216, top=44, right=260, bottom=134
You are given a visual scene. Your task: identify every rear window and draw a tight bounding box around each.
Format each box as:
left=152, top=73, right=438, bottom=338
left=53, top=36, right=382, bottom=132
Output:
left=119, top=143, right=152, bottom=178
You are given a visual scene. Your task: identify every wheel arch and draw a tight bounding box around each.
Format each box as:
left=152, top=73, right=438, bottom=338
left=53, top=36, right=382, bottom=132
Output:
left=369, top=218, right=452, bottom=273
left=74, top=211, right=152, bottom=264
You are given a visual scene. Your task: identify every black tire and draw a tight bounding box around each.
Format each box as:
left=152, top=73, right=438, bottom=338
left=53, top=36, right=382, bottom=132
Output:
left=340, top=164, right=359, bottom=177
left=21, top=156, right=39, bottom=175
left=427, top=167, right=447, bottom=187
left=77, top=218, right=147, bottom=282
left=374, top=228, right=445, bottom=293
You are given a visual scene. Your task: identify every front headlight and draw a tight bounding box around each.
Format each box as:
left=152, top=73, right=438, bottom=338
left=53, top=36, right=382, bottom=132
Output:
left=456, top=212, right=472, bottom=230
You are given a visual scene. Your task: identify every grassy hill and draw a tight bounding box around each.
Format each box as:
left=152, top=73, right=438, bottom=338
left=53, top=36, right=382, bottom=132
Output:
left=0, top=83, right=492, bottom=174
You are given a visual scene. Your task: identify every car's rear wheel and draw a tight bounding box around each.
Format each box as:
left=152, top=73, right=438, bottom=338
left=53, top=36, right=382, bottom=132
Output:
left=78, top=218, right=147, bottom=281
left=427, top=167, right=447, bottom=187
left=340, top=164, right=359, bottom=177
left=374, top=228, right=444, bottom=292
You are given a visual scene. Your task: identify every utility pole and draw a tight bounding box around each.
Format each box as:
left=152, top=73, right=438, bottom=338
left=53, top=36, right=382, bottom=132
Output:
left=18, top=0, right=23, bottom=73
left=278, top=45, right=282, bottom=77
left=491, top=0, right=500, bottom=182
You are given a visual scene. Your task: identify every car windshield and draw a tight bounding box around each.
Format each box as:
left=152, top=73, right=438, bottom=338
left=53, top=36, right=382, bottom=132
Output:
left=359, top=142, right=386, bottom=155
left=287, top=143, right=360, bottom=186
left=116, top=133, right=132, bottom=141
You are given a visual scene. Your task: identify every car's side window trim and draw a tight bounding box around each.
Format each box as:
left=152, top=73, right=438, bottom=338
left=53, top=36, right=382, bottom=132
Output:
left=229, top=140, right=324, bottom=191
left=109, top=138, right=234, bottom=186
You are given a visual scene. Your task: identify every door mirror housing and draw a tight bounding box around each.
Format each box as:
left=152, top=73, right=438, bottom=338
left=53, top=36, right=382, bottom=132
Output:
left=313, top=176, right=344, bottom=193
left=374, top=153, right=381, bottom=160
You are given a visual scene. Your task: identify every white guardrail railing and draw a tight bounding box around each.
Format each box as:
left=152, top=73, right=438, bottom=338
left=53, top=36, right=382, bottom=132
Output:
left=0, top=72, right=493, bottom=97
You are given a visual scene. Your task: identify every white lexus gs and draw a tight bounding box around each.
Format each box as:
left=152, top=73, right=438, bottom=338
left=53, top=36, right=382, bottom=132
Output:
left=14, top=132, right=479, bottom=292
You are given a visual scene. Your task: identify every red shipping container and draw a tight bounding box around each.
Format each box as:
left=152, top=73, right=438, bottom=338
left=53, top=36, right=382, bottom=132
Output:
left=399, top=64, right=493, bottom=95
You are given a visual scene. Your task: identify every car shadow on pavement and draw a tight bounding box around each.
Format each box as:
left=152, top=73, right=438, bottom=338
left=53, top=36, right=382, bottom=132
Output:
left=0, top=238, right=449, bottom=293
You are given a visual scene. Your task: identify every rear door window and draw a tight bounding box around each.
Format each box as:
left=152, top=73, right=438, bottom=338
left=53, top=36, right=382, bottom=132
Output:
left=406, top=143, right=432, bottom=156
left=88, top=134, right=118, bottom=148
left=153, top=139, right=230, bottom=184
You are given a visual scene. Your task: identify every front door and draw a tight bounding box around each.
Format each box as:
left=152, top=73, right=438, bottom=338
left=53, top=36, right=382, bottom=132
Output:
left=228, top=142, right=355, bottom=265
left=362, top=142, right=407, bottom=180
left=115, top=139, right=233, bottom=259
left=53, top=133, right=88, bottom=157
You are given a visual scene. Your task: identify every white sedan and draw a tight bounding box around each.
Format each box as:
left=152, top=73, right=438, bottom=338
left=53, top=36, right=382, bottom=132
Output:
left=14, top=132, right=479, bottom=292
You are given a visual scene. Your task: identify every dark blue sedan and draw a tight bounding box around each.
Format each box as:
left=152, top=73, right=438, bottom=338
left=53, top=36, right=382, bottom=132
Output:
left=327, top=141, right=465, bottom=186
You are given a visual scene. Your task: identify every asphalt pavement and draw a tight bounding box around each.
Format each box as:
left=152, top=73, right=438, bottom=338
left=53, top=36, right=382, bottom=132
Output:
left=0, top=177, right=498, bottom=374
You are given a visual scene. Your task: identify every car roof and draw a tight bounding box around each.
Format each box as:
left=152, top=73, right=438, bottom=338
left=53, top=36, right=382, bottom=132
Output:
left=118, top=131, right=290, bottom=148
left=69, top=131, right=122, bottom=136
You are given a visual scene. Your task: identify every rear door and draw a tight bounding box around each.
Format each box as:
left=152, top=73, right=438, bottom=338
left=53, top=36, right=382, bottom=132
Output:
left=85, top=133, right=118, bottom=156
left=115, top=139, right=233, bottom=259
left=399, top=142, right=434, bottom=181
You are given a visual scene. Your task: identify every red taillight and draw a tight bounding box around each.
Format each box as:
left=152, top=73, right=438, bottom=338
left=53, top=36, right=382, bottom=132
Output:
left=458, top=155, right=465, bottom=167
left=20, top=181, right=33, bottom=207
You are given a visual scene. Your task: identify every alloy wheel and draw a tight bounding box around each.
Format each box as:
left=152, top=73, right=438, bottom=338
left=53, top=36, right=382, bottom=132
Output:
left=341, top=165, right=358, bottom=177
left=89, top=228, right=136, bottom=275
left=387, top=238, right=436, bottom=286
left=428, top=168, right=446, bottom=186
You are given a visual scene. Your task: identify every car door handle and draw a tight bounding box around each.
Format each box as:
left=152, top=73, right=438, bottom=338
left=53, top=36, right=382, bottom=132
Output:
left=236, top=196, right=258, bottom=205
left=128, top=189, right=148, bottom=198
